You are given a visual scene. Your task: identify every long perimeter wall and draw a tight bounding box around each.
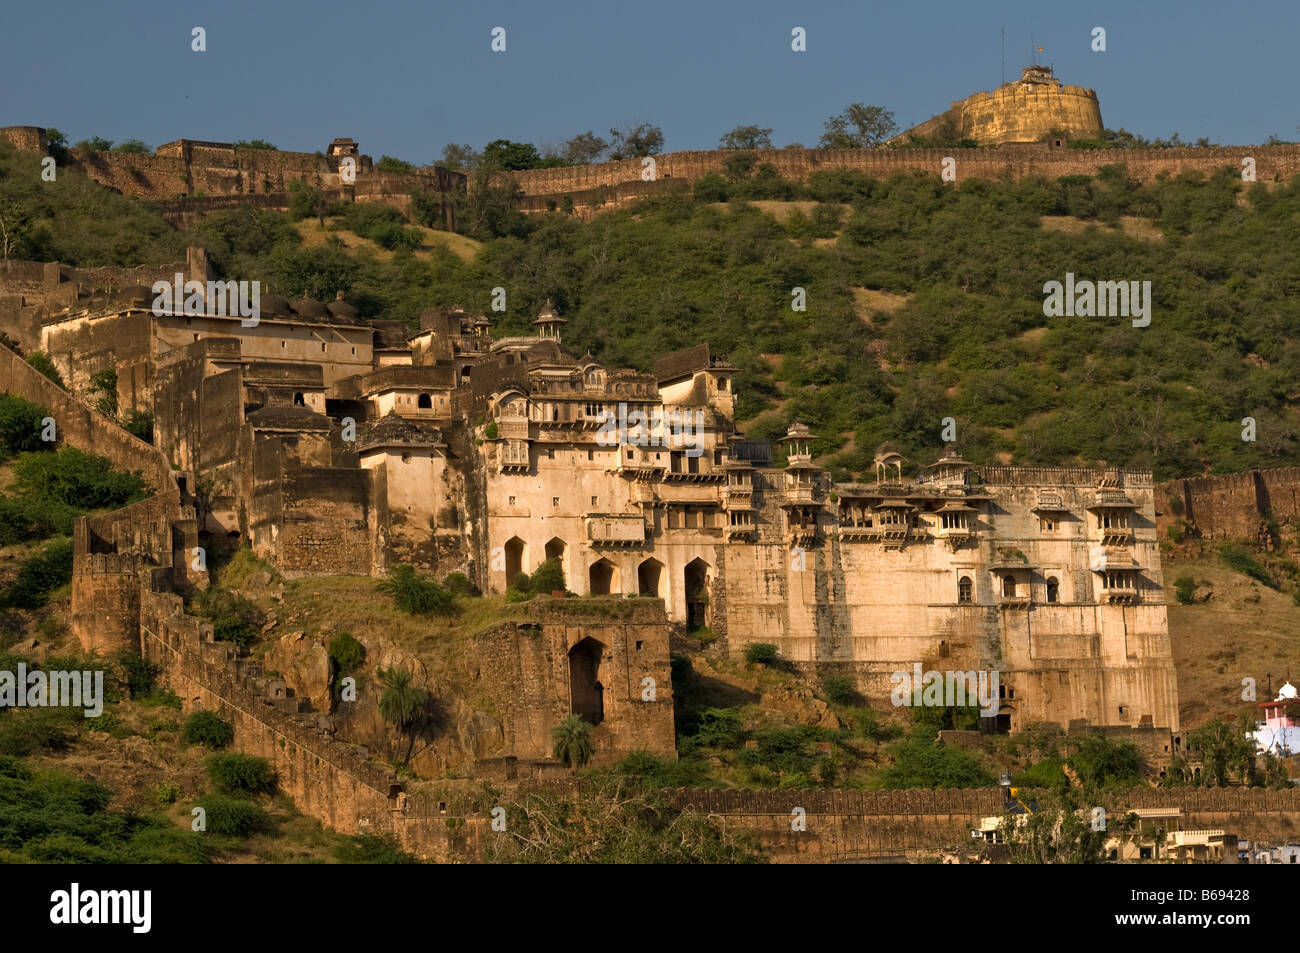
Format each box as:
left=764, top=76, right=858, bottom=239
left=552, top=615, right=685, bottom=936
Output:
left=502, top=144, right=1300, bottom=197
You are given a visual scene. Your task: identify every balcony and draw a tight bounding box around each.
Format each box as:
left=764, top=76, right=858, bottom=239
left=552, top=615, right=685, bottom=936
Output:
left=1098, top=586, right=1138, bottom=605
left=586, top=515, right=646, bottom=546
left=498, top=440, right=530, bottom=473
left=496, top=416, right=530, bottom=440
left=616, top=445, right=666, bottom=479
left=781, top=485, right=818, bottom=506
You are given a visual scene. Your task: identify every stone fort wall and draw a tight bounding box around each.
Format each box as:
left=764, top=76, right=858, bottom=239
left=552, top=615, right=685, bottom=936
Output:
left=903, top=81, right=1103, bottom=146
left=1156, top=467, right=1300, bottom=541
left=499, top=144, right=1300, bottom=198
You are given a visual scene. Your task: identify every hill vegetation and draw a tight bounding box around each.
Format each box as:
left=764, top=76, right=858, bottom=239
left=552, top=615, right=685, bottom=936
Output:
left=3, top=140, right=1299, bottom=480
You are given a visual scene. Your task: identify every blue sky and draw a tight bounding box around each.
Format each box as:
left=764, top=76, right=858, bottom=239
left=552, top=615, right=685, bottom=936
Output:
left=1, top=0, right=1296, bottom=161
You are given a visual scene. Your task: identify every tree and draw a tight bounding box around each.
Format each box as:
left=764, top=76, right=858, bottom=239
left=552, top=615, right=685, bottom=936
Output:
left=439, top=143, right=481, bottom=170
left=25, top=352, right=64, bottom=388
left=0, top=201, right=30, bottom=260
left=377, top=666, right=431, bottom=765
left=1066, top=733, right=1144, bottom=790
left=375, top=155, right=415, bottom=173
left=44, top=128, right=69, bottom=164
left=111, top=139, right=150, bottom=154
left=818, top=104, right=898, bottom=149
left=74, top=137, right=113, bottom=153
left=486, top=776, right=761, bottom=863
left=234, top=139, right=278, bottom=150
left=719, top=125, right=773, bottom=150
left=88, top=367, right=118, bottom=418
left=608, top=123, right=665, bottom=160
left=377, top=564, right=456, bottom=615
left=287, top=181, right=335, bottom=226
left=563, top=130, right=608, bottom=165
left=1187, top=715, right=1257, bottom=787
left=1000, top=791, right=1121, bottom=864
left=551, top=713, right=595, bottom=770
left=529, top=557, right=566, bottom=594
left=482, top=139, right=543, bottom=171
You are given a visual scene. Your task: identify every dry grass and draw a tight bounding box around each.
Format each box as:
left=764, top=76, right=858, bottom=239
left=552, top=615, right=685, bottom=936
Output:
left=852, top=287, right=912, bottom=323
left=294, top=217, right=482, bottom=262
left=1164, top=554, right=1300, bottom=729
left=1038, top=214, right=1163, bottom=242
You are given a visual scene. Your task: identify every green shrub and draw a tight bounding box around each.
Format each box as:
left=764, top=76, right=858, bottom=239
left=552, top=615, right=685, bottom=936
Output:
left=2, top=537, right=73, bottom=608
left=12, top=447, right=147, bottom=509
left=877, top=735, right=996, bottom=789
left=205, top=753, right=275, bottom=794
left=685, top=707, right=745, bottom=750
left=182, top=710, right=234, bottom=749
left=442, top=572, right=476, bottom=596
left=328, top=632, right=365, bottom=690
left=1013, top=758, right=1068, bottom=790
left=195, top=587, right=263, bottom=648
left=529, top=558, right=566, bottom=594
left=1174, top=575, right=1197, bottom=605
left=744, top=642, right=779, bottom=666
left=124, top=410, right=154, bottom=443
left=1219, top=543, right=1278, bottom=588
left=484, top=421, right=499, bottom=439
left=24, top=353, right=64, bottom=389
left=820, top=674, right=858, bottom=705
left=551, top=713, right=595, bottom=769
left=154, top=781, right=181, bottom=804
left=332, top=834, right=420, bottom=863
left=510, top=571, right=532, bottom=594
left=116, top=650, right=160, bottom=698
left=378, top=564, right=456, bottom=615
left=0, top=706, right=80, bottom=755
left=199, top=794, right=264, bottom=837
left=1066, top=733, right=1144, bottom=789
left=0, top=393, right=50, bottom=458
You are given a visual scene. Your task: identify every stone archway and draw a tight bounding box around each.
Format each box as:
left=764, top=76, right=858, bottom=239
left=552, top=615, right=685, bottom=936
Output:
left=589, top=557, right=618, bottom=596
left=684, top=557, right=711, bottom=629
left=545, top=537, right=567, bottom=587
left=637, top=557, right=664, bottom=598
left=504, top=536, right=526, bottom=584
left=569, top=637, right=605, bottom=725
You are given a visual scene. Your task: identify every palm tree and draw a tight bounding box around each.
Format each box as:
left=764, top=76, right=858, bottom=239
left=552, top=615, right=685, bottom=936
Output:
left=377, top=667, right=429, bottom=765
left=551, top=714, right=595, bottom=771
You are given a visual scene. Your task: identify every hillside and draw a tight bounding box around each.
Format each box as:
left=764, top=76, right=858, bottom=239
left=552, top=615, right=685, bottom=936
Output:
left=3, top=140, right=1300, bottom=481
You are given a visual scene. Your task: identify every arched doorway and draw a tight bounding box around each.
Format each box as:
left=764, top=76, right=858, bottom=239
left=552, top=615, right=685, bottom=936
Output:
left=589, top=558, right=618, bottom=595
left=417, top=393, right=432, bottom=409
left=545, top=538, right=567, bottom=587
left=504, top=536, right=526, bottom=584
left=637, top=557, right=664, bottom=598
left=684, top=558, right=710, bottom=628
left=569, top=637, right=605, bottom=725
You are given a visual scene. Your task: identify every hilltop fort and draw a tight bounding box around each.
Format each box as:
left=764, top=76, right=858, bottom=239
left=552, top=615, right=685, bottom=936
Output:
left=891, top=65, right=1104, bottom=145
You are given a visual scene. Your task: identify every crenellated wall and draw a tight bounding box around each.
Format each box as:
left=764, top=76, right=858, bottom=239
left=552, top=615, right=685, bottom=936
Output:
left=1155, top=467, right=1300, bottom=541
left=499, top=144, right=1300, bottom=198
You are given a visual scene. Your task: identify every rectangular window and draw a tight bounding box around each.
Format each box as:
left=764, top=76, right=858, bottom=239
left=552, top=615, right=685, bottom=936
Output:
left=591, top=496, right=598, bottom=507
left=553, top=497, right=559, bottom=507
left=508, top=496, right=516, bottom=506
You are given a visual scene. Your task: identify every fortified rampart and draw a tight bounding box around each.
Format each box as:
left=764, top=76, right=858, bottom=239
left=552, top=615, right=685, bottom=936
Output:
left=897, top=66, right=1103, bottom=146
left=1156, top=467, right=1300, bottom=542
left=0, top=256, right=191, bottom=353
left=0, top=341, right=204, bottom=654
left=499, top=143, right=1300, bottom=199
left=0, top=129, right=464, bottom=228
